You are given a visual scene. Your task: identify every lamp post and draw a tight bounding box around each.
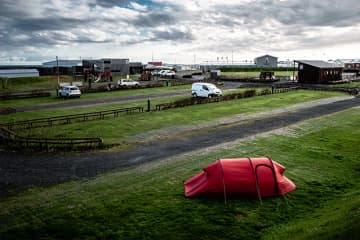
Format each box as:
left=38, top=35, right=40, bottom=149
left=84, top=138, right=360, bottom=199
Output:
left=286, top=59, right=289, bottom=81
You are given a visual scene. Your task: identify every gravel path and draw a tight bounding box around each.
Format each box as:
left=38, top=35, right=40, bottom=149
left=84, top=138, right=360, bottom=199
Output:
left=0, top=96, right=359, bottom=197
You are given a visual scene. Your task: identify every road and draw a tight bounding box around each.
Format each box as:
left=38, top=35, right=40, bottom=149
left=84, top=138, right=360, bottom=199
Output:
left=16, top=89, right=191, bottom=112
left=16, top=84, right=240, bottom=112
left=0, top=96, right=359, bottom=197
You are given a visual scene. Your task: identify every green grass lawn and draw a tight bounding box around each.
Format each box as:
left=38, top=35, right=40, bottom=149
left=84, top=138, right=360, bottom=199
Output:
left=222, top=71, right=297, bottom=78
left=0, top=108, right=359, bottom=240
left=6, top=90, right=347, bottom=146
left=0, top=75, right=72, bottom=92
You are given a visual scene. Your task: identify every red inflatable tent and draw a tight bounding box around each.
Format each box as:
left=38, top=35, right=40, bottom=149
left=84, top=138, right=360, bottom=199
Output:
left=184, top=157, right=296, bottom=199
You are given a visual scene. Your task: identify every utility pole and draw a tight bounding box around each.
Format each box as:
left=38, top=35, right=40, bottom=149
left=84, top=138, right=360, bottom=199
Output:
left=56, top=56, right=59, bottom=86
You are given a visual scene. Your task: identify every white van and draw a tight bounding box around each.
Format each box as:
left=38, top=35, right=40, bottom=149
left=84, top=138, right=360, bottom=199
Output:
left=191, top=82, right=222, bottom=98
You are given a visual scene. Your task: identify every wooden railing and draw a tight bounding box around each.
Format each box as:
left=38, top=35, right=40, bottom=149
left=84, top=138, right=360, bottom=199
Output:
left=0, top=90, right=51, bottom=100
left=4, top=106, right=144, bottom=130
left=0, top=127, right=103, bottom=151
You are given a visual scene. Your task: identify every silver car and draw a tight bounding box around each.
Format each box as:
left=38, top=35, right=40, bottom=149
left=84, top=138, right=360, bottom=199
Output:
left=58, top=86, right=81, bottom=98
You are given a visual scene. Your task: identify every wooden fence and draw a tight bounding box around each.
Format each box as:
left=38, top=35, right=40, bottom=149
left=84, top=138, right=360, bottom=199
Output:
left=0, top=127, right=103, bottom=151
left=4, top=106, right=144, bottom=131
left=0, top=107, right=16, bottom=115
left=298, top=85, right=359, bottom=95
left=0, top=90, right=51, bottom=100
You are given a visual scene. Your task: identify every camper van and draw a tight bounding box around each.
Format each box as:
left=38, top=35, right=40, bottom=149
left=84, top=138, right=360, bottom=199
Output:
left=191, top=82, right=222, bottom=98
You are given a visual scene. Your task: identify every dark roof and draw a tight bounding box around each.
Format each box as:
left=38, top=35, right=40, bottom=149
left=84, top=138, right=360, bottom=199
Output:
left=295, top=60, right=343, bottom=69
left=255, top=54, right=278, bottom=60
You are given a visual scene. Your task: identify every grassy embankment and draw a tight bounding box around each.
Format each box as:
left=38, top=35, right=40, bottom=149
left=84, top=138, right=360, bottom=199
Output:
left=1, top=90, right=347, bottom=146
left=0, top=108, right=359, bottom=240
left=0, top=76, right=72, bottom=92
left=0, top=75, right=141, bottom=92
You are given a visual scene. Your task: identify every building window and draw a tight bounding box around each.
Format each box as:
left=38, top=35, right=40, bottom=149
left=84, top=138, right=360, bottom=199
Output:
left=265, top=57, right=269, bottom=65
left=104, top=60, right=111, bottom=64
left=299, top=64, right=303, bottom=70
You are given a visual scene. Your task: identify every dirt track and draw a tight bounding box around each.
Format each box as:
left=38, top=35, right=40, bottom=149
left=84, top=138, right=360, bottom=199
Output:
left=0, top=96, right=359, bottom=197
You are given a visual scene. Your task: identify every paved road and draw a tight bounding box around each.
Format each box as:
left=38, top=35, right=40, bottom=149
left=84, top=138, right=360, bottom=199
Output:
left=16, top=89, right=191, bottom=112
left=16, top=84, right=239, bottom=112
left=1, top=97, right=359, bottom=197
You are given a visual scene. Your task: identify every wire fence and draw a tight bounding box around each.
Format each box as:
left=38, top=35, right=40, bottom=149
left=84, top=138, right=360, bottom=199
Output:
left=0, top=90, right=51, bottom=100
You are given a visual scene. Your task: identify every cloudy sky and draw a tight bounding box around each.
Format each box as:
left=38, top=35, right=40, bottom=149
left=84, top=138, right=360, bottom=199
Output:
left=1, top=0, right=359, bottom=64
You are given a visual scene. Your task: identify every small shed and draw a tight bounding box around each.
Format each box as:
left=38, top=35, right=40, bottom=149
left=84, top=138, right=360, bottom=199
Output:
left=254, top=55, right=278, bottom=67
left=343, top=60, right=360, bottom=71
left=295, top=60, right=343, bottom=84
left=0, top=69, right=39, bottom=78
left=210, top=69, right=221, bottom=79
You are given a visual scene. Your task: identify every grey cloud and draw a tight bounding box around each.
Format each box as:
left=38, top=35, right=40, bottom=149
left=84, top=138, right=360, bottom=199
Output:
left=0, top=29, right=111, bottom=51
left=150, top=29, right=195, bottom=41
left=95, top=0, right=131, bottom=8
left=0, top=0, right=31, bottom=18
left=12, top=18, right=88, bottom=32
left=213, top=0, right=360, bottom=28
left=131, top=12, right=176, bottom=27
left=1, top=0, right=360, bottom=63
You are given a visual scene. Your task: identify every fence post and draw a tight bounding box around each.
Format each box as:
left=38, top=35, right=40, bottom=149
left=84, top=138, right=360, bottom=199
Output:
left=147, top=98, right=151, bottom=112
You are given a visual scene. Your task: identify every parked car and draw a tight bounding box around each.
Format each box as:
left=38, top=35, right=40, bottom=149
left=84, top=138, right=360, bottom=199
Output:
left=151, top=70, right=161, bottom=76
left=159, top=70, right=176, bottom=78
left=191, top=82, right=222, bottom=98
left=163, top=70, right=176, bottom=78
left=58, top=85, right=81, bottom=98
left=117, top=79, right=140, bottom=87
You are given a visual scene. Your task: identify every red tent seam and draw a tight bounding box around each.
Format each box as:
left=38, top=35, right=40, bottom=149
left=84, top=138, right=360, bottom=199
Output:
left=218, top=159, right=227, bottom=205
left=247, top=157, right=262, bottom=204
